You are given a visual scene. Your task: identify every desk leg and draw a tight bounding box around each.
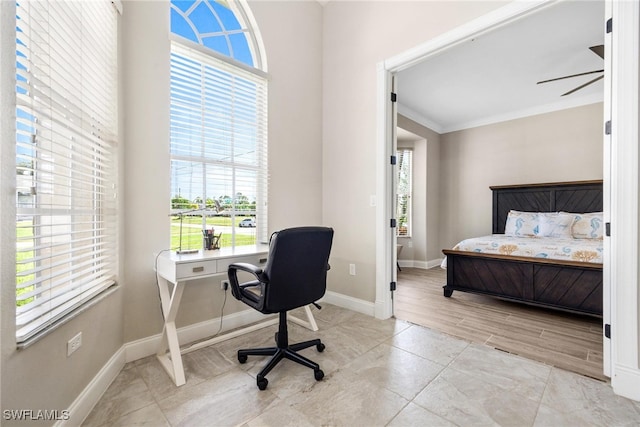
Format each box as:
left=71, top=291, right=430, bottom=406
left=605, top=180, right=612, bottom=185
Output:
left=156, top=276, right=187, bottom=386
left=289, top=304, right=319, bottom=331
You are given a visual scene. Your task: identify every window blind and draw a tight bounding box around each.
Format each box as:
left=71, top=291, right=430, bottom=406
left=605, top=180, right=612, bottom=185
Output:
left=15, top=0, right=119, bottom=343
left=170, top=41, right=268, bottom=249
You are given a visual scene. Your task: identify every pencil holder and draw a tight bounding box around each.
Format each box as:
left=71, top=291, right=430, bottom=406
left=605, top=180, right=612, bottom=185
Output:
left=202, top=229, right=221, bottom=250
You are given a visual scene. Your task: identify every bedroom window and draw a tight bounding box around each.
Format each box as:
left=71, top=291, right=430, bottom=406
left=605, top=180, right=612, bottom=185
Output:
left=396, top=148, right=412, bottom=237
left=15, top=0, right=119, bottom=344
left=170, top=0, right=268, bottom=251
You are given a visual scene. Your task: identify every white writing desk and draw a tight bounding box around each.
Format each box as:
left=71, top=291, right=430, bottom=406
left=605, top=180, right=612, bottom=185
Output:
left=155, top=245, right=318, bottom=386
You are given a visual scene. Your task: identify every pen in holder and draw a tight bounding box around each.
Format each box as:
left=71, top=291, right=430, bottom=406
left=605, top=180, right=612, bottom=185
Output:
left=203, top=228, right=221, bottom=250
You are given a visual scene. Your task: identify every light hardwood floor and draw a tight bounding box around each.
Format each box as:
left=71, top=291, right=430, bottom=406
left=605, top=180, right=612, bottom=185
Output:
left=394, top=267, right=606, bottom=381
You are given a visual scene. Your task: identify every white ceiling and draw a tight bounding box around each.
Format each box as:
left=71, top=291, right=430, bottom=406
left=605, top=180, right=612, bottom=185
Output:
left=396, top=0, right=605, bottom=134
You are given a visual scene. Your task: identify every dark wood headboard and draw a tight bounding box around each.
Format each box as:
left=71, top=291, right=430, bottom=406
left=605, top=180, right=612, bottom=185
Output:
left=491, top=180, right=603, bottom=234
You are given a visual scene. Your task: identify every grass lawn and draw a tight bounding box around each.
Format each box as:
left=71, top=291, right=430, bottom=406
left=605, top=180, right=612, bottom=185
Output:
left=16, top=220, right=34, bottom=306
left=170, top=215, right=257, bottom=250
left=14, top=217, right=257, bottom=306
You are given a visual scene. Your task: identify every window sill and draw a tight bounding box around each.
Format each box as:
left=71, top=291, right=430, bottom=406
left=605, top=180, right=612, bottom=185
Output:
left=16, top=284, right=120, bottom=350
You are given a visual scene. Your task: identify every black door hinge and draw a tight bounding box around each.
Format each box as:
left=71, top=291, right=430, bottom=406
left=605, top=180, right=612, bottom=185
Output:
left=390, top=155, right=397, bottom=165
left=605, top=120, right=611, bottom=135
left=390, top=281, right=397, bottom=291
left=605, top=324, right=611, bottom=339
left=606, top=18, right=612, bottom=34
left=390, top=92, right=397, bottom=103
left=390, top=218, right=397, bottom=228
left=605, top=222, right=611, bottom=237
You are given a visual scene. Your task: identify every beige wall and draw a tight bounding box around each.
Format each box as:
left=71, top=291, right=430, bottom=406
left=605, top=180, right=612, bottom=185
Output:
left=250, top=1, right=324, bottom=233
left=0, top=0, right=620, bottom=421
left=396, top=104, right=603, bottom=265
left=0, top=1, right=124, bottom=421
left=397, top=115, right=442, bottom=265
left=1, top=1, right=324, bottom=422
left=439, top=102, right=604, bottom=249
left=322, top=1, right=506, bottom=302
left=121, top=0, right=324, bottom=342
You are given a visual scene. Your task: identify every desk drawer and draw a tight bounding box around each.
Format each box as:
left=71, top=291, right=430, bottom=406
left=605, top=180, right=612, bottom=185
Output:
left=217, top=254, right=268, bottom=272
left=176, top=260, right=218, bottom=280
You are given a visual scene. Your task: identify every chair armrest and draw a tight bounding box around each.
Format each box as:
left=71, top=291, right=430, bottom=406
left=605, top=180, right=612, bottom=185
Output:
left=228, top=262, right=266, bottom=280
left=227, top=262, right=268, bottom=303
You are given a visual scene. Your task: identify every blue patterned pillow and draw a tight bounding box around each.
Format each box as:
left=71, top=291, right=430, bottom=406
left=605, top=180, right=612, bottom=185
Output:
left=504, top=211, right=542, bottom=237
left=539, top=212, right=574, bottom=238
left=571, top=212, right=604, bottom=239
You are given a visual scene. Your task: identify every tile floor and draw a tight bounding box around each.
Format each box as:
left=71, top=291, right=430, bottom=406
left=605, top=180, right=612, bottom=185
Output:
left=83, top=304, right=640, bottom=426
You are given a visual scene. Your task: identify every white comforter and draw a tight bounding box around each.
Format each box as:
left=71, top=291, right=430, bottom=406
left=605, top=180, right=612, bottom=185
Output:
left=441, top=234, right=603, bottom=268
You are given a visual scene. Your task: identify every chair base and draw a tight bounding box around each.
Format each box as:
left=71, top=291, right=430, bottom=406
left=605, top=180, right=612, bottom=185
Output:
left=237, top=312, right=325, bottom=390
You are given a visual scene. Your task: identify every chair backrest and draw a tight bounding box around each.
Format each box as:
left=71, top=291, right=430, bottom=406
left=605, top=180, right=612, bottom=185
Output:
left=262, top=226, right=334, bottom=313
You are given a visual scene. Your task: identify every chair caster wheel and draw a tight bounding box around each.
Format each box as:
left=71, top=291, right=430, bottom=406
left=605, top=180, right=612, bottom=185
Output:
left=257, top=377, right=268, bottom=390
left=238, top=354, right=247, bottom=364
left=314, top=369, right=324, bottom=381
left=316, top=343, right=325, bottom=352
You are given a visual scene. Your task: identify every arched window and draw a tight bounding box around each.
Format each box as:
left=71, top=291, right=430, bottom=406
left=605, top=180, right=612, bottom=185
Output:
left=169, top=0, right=268, bottom=251
left=170, top=0, right=263, bottom=69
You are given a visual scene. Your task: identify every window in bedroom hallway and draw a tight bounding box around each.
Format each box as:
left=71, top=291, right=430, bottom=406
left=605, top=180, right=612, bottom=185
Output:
left=15, top=0, right=119, bottom=343
left=169, top=0, right=268, bottom=251
left=396, top=148, right=412, bottom=237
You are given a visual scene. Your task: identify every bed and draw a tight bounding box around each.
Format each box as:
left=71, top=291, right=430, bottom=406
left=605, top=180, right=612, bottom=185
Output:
left=442, top=180, right=603, bottom=317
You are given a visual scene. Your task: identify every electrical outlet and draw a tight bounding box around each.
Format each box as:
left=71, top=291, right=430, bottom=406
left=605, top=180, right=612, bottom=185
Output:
left=221, top=279, right=230, bottom=290
left=67, top=332, right=82, bottom=357
left=349, top=264, right=356, bottom=276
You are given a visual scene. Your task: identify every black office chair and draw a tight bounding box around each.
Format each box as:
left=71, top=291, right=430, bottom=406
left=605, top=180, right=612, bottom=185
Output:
left=227, top=226, right=334, bottom=390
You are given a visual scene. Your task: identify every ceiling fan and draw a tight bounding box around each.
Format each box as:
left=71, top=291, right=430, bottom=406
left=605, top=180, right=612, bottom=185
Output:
left=537, top=45, right=604, bottom=96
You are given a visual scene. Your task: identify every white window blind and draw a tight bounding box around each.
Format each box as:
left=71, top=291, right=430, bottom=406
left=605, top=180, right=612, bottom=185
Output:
left=170, top=41, right=268, bottom=249
left=15, top=0, right=119, bottom=343
left=396, top=149, right=412, bottom=237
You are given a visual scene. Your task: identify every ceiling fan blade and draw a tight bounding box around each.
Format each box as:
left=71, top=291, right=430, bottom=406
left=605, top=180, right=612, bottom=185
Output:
left=537, top=69, right=604, bottom=85
left=590, top=44, right=605, bottom=59
left=561, top=74, right=604, bottom=96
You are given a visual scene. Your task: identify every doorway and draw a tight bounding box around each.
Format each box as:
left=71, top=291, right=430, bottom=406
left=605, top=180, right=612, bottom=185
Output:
left=377, top=0, right=613, bottom=380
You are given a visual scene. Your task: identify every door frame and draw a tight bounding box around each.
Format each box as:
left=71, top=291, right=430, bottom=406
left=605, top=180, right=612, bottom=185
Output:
left=376, top=0, right=640, bottom=400
left=375, top=0, right=556, bottom=319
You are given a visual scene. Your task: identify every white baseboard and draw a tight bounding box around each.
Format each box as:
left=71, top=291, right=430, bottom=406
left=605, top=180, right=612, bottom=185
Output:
left=124, top=308, right=274, bottom=363
left=56, top=347, right=126, bottom=427
left=57, top=292, right=391, bottom=425
left=426, top=258, right=443, bottom=269
left=613, top=364, right=640, bottom=402
left=398, top=258, right=443, bottom=270
left=321, top=291, right=375, bottom=317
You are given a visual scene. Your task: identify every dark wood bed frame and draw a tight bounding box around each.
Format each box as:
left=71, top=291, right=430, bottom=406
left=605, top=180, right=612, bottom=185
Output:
left=442, top=180, right=603, bottom=317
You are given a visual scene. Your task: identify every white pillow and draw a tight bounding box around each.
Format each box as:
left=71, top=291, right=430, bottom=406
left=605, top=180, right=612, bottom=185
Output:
left=539, top=212, right=575, bottom=238
left=571, top=212, right=604, bottom=239
left=504, top=210, right=542, bottom=237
